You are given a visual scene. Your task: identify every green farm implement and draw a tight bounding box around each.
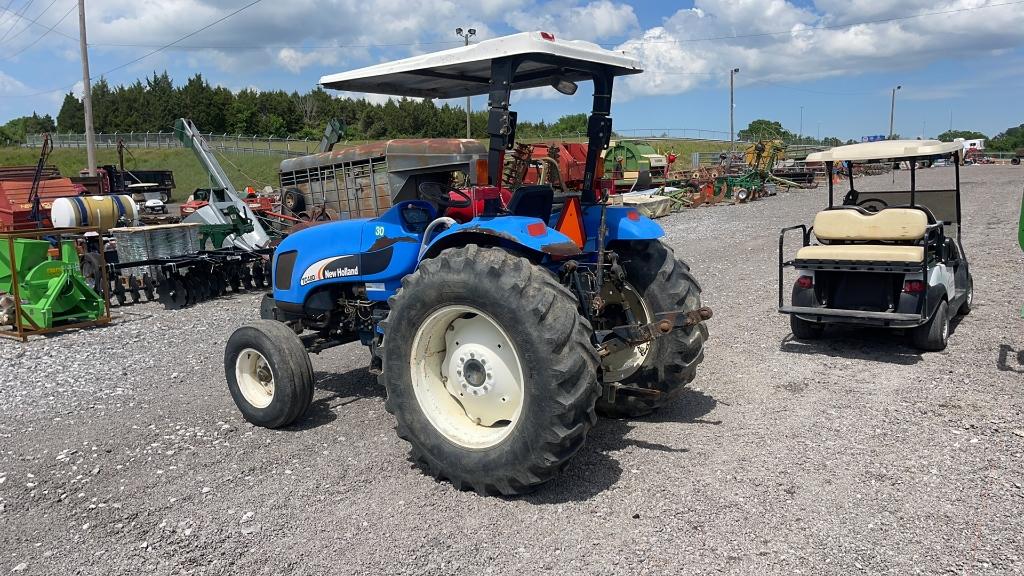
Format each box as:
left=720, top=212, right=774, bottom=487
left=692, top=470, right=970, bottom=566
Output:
left=0, top=229, right=109, bottom=339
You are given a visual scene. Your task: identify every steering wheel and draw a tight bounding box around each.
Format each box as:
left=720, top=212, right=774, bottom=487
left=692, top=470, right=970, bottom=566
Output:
left=856, top=197, right=889, bottom=213
left=418, top=181, right=472, bottom=209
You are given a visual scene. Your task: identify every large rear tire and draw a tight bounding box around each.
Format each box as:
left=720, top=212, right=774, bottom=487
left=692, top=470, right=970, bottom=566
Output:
left=380, top=245, right=599, bottom=495
left=596, top=241, right=708, bottom=418
left=225, top=320, right=314, bottom=428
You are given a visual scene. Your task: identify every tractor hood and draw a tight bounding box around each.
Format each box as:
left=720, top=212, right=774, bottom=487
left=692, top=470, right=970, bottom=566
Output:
left=319, top=31, right=642, bottom=99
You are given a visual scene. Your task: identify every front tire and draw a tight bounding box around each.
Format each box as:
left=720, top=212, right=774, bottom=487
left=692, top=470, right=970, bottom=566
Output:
left=597, top=241, right=708, bottom=418
left=380, top=245, right=599, bottom=495
left=225, top=320, right=314, bottom=428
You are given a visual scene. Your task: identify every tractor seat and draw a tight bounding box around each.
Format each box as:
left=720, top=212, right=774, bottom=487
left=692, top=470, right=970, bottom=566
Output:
left=506, top=185, right=554, bottom=222
left=796, top=207, right=928, bottom=263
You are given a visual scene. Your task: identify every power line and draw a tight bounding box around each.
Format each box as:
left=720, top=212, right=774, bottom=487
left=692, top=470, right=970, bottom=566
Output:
left=0, top=0, right=36, bottom=44
left=0, top=0, right=19, bottom=28
left=1, top=0, right=57, bottom=46
left=1, top=0, right=73, bottom=61
left=1, top=0, right=266, bottom=98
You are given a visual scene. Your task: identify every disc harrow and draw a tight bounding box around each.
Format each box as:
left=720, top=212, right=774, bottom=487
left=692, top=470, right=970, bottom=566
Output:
left=88, top=248, right=273, bottom=309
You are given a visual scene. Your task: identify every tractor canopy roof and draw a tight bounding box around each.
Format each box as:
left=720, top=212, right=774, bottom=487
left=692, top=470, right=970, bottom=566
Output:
left=319, top=31, right=642, bottom=99
left=807, top=139, right=962, bottom=163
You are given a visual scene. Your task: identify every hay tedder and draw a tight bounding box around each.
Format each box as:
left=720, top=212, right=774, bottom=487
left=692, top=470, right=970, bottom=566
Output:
left=224, top=32, right=711, bottom=495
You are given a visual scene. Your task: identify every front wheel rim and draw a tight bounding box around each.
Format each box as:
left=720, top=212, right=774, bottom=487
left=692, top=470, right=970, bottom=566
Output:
left=409, top=305, right=524, bottom=449
left=235, top=348, right=276, bottom=409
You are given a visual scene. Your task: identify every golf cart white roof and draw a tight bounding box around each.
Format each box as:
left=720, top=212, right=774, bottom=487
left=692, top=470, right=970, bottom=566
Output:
left=806, top=140, right=963, bottom=162
left=319, top=31, right=642, bottom=99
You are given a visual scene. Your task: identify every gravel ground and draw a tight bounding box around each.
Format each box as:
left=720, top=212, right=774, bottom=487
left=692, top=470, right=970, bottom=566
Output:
left=1, top=165, right=1022, bottom=575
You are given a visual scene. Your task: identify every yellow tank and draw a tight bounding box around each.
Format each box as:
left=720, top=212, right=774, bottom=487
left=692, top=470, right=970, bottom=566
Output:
left=51, top=195, right=138, bottom=232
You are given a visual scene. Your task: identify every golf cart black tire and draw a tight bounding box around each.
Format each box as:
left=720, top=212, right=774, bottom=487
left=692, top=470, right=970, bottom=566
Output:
left=380, top=245, right=600, bottom=496
left=596, top=240, right=708, bottom=419
left=1011, top=157, right=1020, bottom=165
left=159, top=192, right=170, bottom=203
left=282, top=188, right=305, bottom=214
left=911, top=300, right=949, bottom=352
left=225, top=320, right=314, bottom=429
left=790, top=314, right=825, bottom=340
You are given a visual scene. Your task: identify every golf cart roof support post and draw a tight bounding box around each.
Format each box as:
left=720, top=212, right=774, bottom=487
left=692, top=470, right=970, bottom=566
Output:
left=826, top=161, right=834, bottom=208
left=954, top=151, right=962, bottom=225
left=581, top=69, right=614, bottom=204
left=910, top=158, right=916, bottom=206
left=486, top=57, right=517, bottom=186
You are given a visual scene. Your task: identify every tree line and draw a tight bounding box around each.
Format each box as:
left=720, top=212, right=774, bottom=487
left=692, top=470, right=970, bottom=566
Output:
left=0, top=71, right=586, bottom=142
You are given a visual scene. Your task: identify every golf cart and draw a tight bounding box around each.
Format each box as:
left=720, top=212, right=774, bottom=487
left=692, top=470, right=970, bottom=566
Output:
left=778, top=140, right=972, bottom=351
left=224, top=32, right=711, bottom=495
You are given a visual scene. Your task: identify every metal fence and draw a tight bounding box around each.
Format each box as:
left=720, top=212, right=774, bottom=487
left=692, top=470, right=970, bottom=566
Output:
left=25, top=131, right=323, bottom=157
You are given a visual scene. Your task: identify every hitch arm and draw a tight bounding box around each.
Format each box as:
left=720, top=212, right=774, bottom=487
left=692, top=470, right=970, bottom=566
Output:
left=597, top=306, right=713, bottom=358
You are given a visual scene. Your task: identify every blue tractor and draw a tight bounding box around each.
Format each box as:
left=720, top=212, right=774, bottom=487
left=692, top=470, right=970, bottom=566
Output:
left=224, top=32, right=711, bottom=495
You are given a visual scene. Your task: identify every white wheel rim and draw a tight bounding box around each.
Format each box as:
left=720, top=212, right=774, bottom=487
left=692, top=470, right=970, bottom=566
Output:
left=601, top=282, right=653, bottom=383
left=409, top=305, right=524, bottom=449
left=941, top=312, right=950, bottom=342
left=235, top=348, right=275, bottom=409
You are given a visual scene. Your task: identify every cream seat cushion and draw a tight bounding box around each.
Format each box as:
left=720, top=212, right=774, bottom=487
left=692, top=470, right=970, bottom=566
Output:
left=814, top=208, right=927, bottom=242
left=795, top=244, right=924, bottom=262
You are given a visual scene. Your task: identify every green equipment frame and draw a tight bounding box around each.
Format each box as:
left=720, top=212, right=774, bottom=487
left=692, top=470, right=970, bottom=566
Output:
left=0, top=227, right=111, bottom=341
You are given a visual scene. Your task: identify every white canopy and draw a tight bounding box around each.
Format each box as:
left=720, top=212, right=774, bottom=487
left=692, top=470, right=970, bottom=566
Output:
left=806, top=140, right=963, bottom=162
left=319, top=31, right=642, bottom=99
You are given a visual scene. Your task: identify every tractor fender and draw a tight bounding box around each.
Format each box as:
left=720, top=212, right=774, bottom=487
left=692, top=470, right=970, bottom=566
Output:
left=581, top=205, right=664, bottom=250
left=421, top=216, right=581, bottom=261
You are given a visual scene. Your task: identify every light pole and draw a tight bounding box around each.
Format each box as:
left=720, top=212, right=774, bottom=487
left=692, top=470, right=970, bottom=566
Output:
left=816, top=121, right=821, bottom=142
left=729, top=68, right=739, bottom=150
left=888, top=85, right=901, bottom=139
left=456, top=27, right=476, bottom=139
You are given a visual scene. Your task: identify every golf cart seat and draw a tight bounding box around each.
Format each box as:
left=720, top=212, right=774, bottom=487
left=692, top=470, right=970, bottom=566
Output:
left=795, top=207, right=928, bottom=263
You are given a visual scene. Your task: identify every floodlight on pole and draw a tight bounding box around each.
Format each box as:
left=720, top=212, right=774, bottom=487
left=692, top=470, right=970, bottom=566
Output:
left=456, top=27, right=477, bottom=139
left=888, top=85, right=902, bottom=139
left=729, top=68, right=739, bottom=150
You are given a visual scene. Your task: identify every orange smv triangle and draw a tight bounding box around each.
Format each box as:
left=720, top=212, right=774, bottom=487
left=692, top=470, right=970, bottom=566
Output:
left=555, top=195, right=587, bottom=249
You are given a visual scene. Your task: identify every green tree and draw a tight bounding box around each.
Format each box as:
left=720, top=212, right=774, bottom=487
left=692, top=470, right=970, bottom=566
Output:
left=988, top=124, right=1024, bottom=152
left=56, top=93, right=85, bottom=133
left=937, top=129, right=987, bottom=141
left=738, top=119, right=794, bottom=141
left=143, top=71, right=177, bottom=132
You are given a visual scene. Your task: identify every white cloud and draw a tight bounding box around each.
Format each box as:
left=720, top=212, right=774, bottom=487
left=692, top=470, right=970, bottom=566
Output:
left=615, top=0, right=1024, bottom=99
left=505, top=0, right=639, bottom=40
left=0, top=71, right=29, bottom=95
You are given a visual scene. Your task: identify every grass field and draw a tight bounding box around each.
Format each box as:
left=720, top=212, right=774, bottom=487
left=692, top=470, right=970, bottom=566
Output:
left=1, top=137, right=736, bottom=203
left=0, top=147, right=281, bottom=202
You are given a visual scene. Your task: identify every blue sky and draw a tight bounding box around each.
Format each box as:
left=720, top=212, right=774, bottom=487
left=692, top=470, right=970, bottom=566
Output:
left=1, top=0, right=1022, bottom=140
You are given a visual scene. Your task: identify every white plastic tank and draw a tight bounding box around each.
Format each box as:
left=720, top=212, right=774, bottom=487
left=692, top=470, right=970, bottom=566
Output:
left=51, top=195, right=139, bottom=232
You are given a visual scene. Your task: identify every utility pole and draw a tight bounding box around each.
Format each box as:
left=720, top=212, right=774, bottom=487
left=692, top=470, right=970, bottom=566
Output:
left=729, top=68, right=739, bottom=150
left=78, top=0, right=96, bottom=176
left=455, top=27, right=476, bottom=139
left=799, top=105, right=803, bottom=143
left=817, top=121, right=821, bottom=142
left=888, top=85, right=901, bottom=140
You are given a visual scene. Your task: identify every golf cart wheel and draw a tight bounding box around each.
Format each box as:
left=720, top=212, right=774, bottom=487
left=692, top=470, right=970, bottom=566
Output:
left=596, top=240, right=708, bottom=419
left=1011, top=157, right=1021, bottom=165
left=380, top=245, right=599, bottom=496
left=911, top=300, right=950, bottom=352
left=225, top=320, right=314, bottom=428
left=790, top=314, right=824, bottom=340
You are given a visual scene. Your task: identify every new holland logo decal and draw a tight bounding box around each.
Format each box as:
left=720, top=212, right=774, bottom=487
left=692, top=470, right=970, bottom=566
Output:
left=299, top=255, right=359, bottom=286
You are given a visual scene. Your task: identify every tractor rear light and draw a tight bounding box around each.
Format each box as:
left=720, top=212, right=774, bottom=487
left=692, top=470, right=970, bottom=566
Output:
left=540, top=32, right=556, bottom=41
left=626, top=210, right=640, bottom=221
left=795, top=275, right=813, bottom=289
left=527, top=222, right=547, bottom=237
left=474, top=159, right=489, bottom=186
left=903, top=280, right=926, bottom=294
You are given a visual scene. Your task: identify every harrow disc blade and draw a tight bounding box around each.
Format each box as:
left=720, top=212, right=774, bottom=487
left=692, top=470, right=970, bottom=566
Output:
left=160, top=275, right=188, bottom=309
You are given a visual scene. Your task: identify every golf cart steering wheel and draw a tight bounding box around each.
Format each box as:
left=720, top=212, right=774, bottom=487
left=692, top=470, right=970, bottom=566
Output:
left=856, top=197, right=889, bottom=213
left=418, top=181, right=472, bottom=209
